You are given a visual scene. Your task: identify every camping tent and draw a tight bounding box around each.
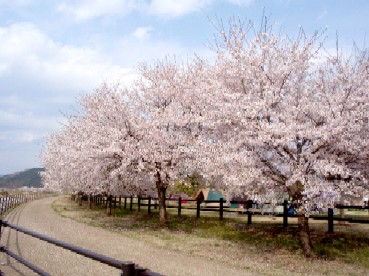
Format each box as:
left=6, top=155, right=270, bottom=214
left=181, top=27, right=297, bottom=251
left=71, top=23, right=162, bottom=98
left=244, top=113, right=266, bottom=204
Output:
left=194, top=188, right=227, bottom=207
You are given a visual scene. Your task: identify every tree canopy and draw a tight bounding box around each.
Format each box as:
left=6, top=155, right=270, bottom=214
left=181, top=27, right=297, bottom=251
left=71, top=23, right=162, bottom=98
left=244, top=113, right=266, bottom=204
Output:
left=41, top=17, right=369, bottom=255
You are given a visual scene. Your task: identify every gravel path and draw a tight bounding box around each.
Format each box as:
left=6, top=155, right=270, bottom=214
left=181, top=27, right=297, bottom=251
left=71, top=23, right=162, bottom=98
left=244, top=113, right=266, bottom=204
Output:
left=0, top=197, right=251, bottom=276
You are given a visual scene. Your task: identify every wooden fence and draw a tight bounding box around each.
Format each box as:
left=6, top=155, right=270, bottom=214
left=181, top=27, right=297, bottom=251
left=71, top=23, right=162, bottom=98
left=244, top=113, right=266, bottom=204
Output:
left=0, top=193, right=46, bottom=216
left=75, top=195, right=369, bottom=233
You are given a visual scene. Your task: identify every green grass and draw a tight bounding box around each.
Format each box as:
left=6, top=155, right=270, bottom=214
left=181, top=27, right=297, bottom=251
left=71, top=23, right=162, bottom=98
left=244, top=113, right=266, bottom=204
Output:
left=53, top=197, right=369, bottom=269
left=312, top=232, right=369, bottom=267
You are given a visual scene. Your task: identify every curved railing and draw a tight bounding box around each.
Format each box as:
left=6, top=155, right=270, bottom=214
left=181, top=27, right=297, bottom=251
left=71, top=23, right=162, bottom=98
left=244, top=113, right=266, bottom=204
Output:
left=0, top=220, right=161, bottom=276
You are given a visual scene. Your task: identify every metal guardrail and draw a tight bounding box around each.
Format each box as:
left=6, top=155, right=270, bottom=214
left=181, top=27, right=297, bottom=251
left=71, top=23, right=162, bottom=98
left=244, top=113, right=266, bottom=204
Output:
left=0, top=220, right=161, bottom=276
left=0, top=246, right=50, bottom=275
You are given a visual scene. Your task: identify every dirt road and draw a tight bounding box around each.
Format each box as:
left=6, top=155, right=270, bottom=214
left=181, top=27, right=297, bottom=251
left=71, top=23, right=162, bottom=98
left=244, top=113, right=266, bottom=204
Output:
left=0, top=197, right=251, bottom=275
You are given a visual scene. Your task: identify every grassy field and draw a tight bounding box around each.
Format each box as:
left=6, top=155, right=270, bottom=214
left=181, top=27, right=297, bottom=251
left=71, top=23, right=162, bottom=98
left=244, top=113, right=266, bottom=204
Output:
left=53, top=195, right=369, bottom=275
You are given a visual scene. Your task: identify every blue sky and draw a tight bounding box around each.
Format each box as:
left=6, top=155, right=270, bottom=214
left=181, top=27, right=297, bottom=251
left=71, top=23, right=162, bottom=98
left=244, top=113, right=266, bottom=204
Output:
left=1, top=0, right=369, bottom=175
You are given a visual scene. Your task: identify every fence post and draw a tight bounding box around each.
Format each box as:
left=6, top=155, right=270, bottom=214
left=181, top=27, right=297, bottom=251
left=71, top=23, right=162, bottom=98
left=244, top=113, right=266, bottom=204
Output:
left=148, top=197, right=151, bottom=215
left=219, top=198, right=224, bottom=221
left=135, top=266, right=147, bottom=276
left=121, top=262, right=135, bottom=276
left=328, top=208, right=334, bottom=233
left=88, top=194, right=92, bottom=209
left=197, top=198, right=201, bottom=219
left=108, top=196, right=112, bottom=216
left=283, top=200, right=288, bottom=227
left=178, top=197, right=182, bottom=217
left=5, top=196, right=9, bottom=211
left=124, top=197, right=127, bottom=210
left=130, top=196, right=133, bottom=211
left=247, top=210, right=252, bottom=225
left=138, top=196, right=141, bottom=212
left=79, top=195, right=82, bottom=206
left=119, top=196, right=122, bottom=207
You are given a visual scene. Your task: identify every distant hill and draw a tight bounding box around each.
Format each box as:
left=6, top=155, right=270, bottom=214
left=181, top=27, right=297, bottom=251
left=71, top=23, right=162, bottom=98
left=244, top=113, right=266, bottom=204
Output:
left=0, top=168, right=44, bottom=189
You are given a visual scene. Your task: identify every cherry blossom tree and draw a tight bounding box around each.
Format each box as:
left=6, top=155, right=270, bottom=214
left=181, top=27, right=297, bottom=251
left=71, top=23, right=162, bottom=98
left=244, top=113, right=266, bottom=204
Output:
left=126, top=58, right=211, bottom=223
left=42, top=68, right=205, bottom=223
left=41, top=84, right=155, bottom=202
left=197, top=18, right=369, bottom=256
left=41, top=16, right=368, bottom=253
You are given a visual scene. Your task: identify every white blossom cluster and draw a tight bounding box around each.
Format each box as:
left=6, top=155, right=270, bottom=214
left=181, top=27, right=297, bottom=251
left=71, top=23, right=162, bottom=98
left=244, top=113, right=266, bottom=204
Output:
left=41, top=19, right=369, bottom=218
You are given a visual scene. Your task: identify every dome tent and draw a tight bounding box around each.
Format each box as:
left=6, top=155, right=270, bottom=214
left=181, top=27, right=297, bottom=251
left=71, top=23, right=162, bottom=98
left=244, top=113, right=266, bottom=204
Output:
left=194, top=188, right=227, bottom=207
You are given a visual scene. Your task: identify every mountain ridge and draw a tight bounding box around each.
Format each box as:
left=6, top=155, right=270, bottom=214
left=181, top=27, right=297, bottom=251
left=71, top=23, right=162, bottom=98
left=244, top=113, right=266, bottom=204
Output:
left=0, top=168, right=44, bottom=189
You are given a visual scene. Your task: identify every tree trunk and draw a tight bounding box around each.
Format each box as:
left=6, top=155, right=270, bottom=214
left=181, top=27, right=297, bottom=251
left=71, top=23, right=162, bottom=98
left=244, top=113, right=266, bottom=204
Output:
left=155, top=163, right=168, bottom=224
left=88, top=194, right=92, bottom=209
left=288, top=181, right=313, bottom=257
left=157, top=186, right=167, bottom=224
left=298, top=215, right=313, bottom=257
left=107, top=195, right=112, bottom=216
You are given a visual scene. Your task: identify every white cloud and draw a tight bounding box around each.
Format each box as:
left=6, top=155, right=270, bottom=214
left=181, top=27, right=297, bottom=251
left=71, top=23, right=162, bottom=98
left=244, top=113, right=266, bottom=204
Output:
left=0, top=21, right=142, bottom=167
left=0, top=63, right=7, bottom=74
left=146, top=0, right=212, bottom=17
left=57, top=0, right=137, bottom=21
left=0, top=22, right=136, bottom=95
left=116, top=35, right=188, bottom=66
left=133, top=27, right=153, bottom=40
left=0, top=108, right=61, bottom=130
left=0, top=5, right=212, bottom=173
left=18, top=132, right=37, bottom=143
left=317, top=10, right=328, bottom=20
left=0, top=0, right=35, bottom=7
left=56, top=0, right=215, bottom=20
left=226, top=0, right=253, bottom=6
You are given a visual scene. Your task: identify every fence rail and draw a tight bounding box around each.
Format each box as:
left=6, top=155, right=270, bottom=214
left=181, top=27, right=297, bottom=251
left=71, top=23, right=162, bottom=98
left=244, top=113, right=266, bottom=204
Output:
left=81, top=194, right=369, bottom=234
left=0, top=193, right=46, bottom=216
left=0, top=246, right=50, bottom=276
left=0, top=220, right=161, bottom=276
